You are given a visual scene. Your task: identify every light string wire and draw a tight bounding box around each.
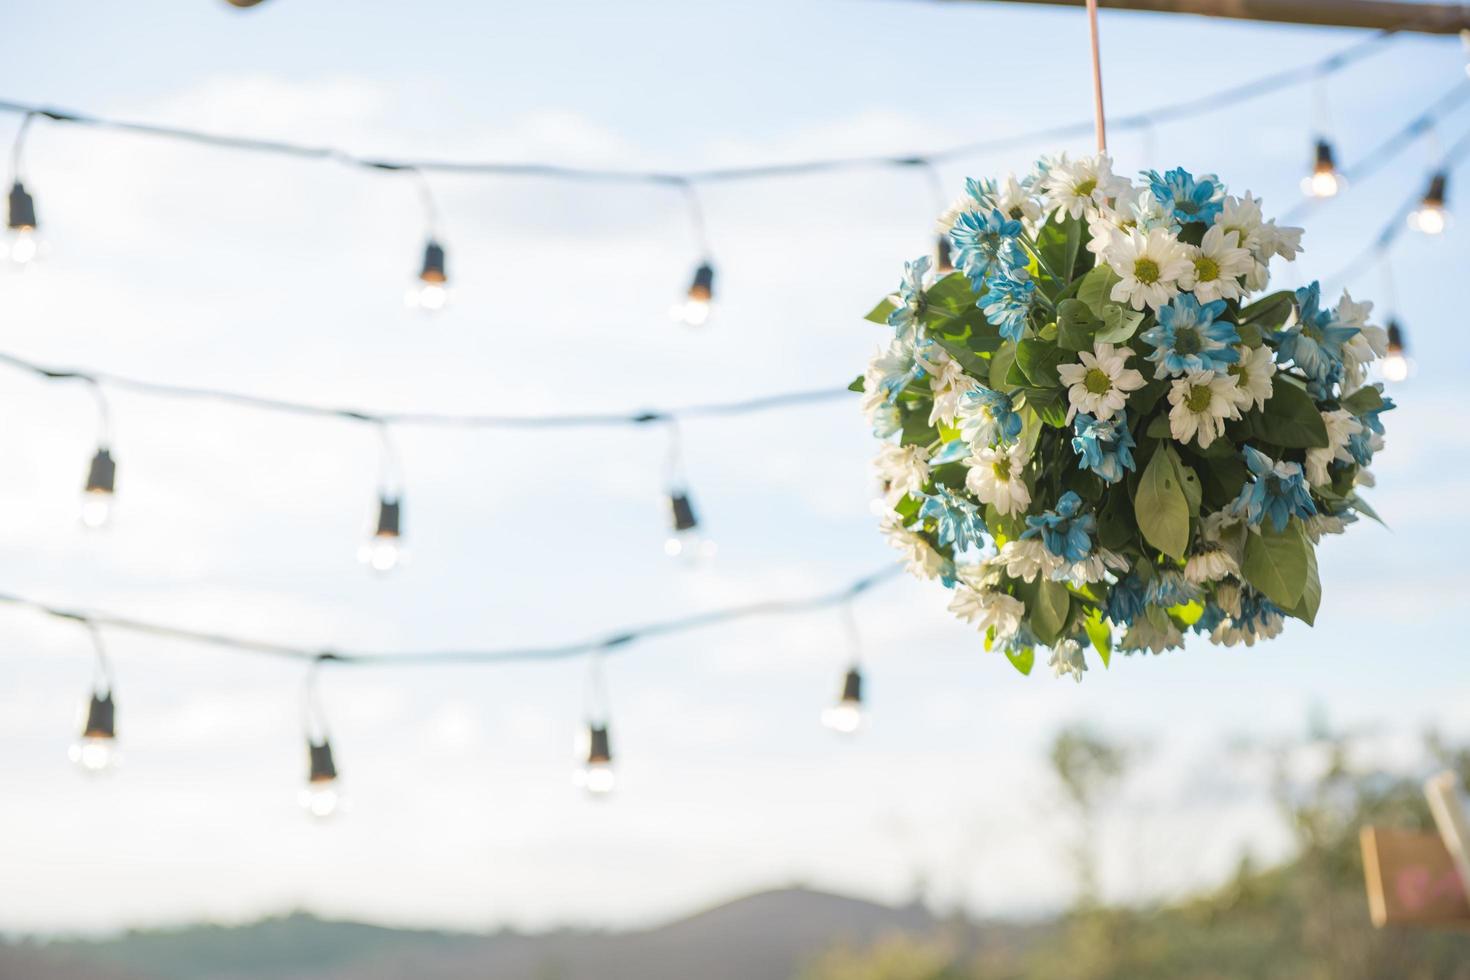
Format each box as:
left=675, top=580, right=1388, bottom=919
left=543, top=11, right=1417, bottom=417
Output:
left=1324, top=119, right=1470, bottom=291
left=0, top=564, right=902, bottom=668
left=0, top=350, right=852, bottom=429
left=0, top=32, right=1405, bottom=187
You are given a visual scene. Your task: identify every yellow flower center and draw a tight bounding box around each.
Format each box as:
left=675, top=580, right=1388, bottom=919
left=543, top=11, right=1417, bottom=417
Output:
left=1083, top=367, right=1113, bottom=395
left=992, top=456, right=1012, bottom=481
left=1074, top=178, right=1098, bottom=197
left=1173, top=327, right=1202, bottom=355
left=1186, top=384, right=1215, bottom=413
left=1194, top=256, right=1220, bottom=282
left=1133, top=257, right=1160, bottom=284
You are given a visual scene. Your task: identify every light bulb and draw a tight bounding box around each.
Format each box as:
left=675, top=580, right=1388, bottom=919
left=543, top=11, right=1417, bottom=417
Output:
left=6, top=181, right=39, bottom=266
left=1407, top=173, right=1449, bottom=236
left=80, top=448, right=116, bottom=529
left=671, top=263, right=714, bottom=326
left=821, top=668, right=866, bottom=735
left=406, top=240, right=449, bottom=312
left=575, top=724, right=615, bottom=797
left=934, top=235, right=955, bottom=275
left=1301, top=140, right=1343, bottom=198
left=301, top=740, right=342, bottom=819
left=359, top=497, right=402, bottom=572
left=664, top=491, right=716, bottom=560
left=1382, top=320, right=1411, bottom=383
left=70, top=692, right=117, bottom=773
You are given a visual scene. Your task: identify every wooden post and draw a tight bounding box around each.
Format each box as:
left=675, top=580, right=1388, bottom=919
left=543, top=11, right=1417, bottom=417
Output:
left=928, top=0, right=1470, bottom=36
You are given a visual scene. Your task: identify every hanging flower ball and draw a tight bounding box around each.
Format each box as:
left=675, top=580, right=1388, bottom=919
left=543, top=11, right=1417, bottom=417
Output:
left=859, top=155, right=1394, bottom=681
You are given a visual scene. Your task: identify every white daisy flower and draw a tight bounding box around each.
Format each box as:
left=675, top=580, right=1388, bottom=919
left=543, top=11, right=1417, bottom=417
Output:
left=1066, top=548, right=1131, bottom=586
left=1040, top=153, right=1128, bottom=221
left=1256, top=218, right=1304, bottom=262
left=1305, top=409, right=1362, bottom=487
left=1120, top=617, right=1184, bottom=655
left=873, top=443, right=930, bottom=503
left=1303, top=513, right=1349, bottom=543
left=881, top=514, right=946, bottom=580
left=987, top=173, right=1043, bottom=226
left=1105, top=227, right=1193, bottom=311
left=1048, top=640, right=1088, bottom=683
left=861, top=340, right=915, bottom=426
left=1087, top=190, right=1174, bottom=256
left=920, top=348, right=978, bottom=427
left=1213, top=579, right=1243, bottom=618
left=964, top=442, right=1032, bottom=516
left=1215, top=193, right=1265, bottom=255
left=1184, top=544, right=1239, bottom=584
left=1057, top=342, right=1146, bottom=421
left=995, top=537, right=1062, bottom=583
left=1226, top=343, right=1276, bottom=412
left=1211, top=610, right=1284, bottom=648
left=948, top=585, right=1025, bottom=641
left=1167, top=371, right=1241, bottom=448
left=1336, top=291, right=1389, bottom=389
left=1356, top=467, right=1376, bottom=488
left=1179, top=225, right=1253, bottom=303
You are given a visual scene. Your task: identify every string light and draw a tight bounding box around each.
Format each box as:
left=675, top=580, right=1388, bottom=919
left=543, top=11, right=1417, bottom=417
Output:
left=1303, top=139, right=1344, bottom=198
left=660, top=419, right=715, bottom=561
left=403, top=171, right=449, bottom=312
left=358, top=424, right=405, bottom=573
left=5, top=112, right=39, bottom=267
left=821, top=602, right=867, bottom=735
left=300, top=657, right=343, bottom=819
left=1383, top=319, right=1412, bottom=382
left=1408, top=171, right=1449, bottom=234
left=80, top=448, right=116, bottom=529
left=575, top=645, right=617, bottom=797
left=68, top=622, right=118, bottom=773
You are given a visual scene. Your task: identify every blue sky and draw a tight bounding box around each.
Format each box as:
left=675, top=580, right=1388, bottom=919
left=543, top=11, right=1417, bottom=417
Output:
left=1, top=0, right=1467, bottom=936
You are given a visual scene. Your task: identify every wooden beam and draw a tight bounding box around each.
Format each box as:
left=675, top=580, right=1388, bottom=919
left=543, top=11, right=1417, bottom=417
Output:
left=931, top=0, right=1470, bottom=35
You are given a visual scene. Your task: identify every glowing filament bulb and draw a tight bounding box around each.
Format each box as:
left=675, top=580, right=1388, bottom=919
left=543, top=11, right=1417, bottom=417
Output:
left=821, top=667, right=866, bottom=735
left=300, top=740, right=342, bottom=819
left=1407, top=173, right=1448, bottom=236
left=359, top=497, right=403, bottom=572
left=576, top=724, right=615, bottom=797
left=1381, top=320, right=1411, bottom=383
left=405, top=240, right=449, bottom=311
left=80, top=448, right=116, bottom=529
left=672, top=263, right=714, bottom=326
left=1301, top=140, right=1343, bottom=198
left=70, top=692, right=117, bottom=773
left=6, top=181, right=39, bottom=266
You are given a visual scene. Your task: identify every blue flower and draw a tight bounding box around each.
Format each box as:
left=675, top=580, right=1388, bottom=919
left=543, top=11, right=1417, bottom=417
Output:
left=980, top=271, right=1035, bottom=343
left=919, top=487, right=988, bottom=555
left=1275, top=283, right=1359, bottom=396
left=958, top=385, right=1023, bottom=447
left=870, top=402, right=902, bottom=439
left=1230, top=447, right=1317, bottom=532
left=1144, top=167, right=1224, bottom=225
left=1140, top=294, right=1240, bottom=377
left=950, top=208, right=1026, bottom=285
left=1145, top=569, right=1198, bottom=607
left=1071, top=410, right=1136, bottom=484
left=1234, top=588, right=1287, bottom=635
left=1022, top=490, right=1096, bottom=563
left=1106, top=572, right=1148, bottom=627
left=886, top=255, right=932, bottom=345
left=1192, top=602, right=1228, bottom=635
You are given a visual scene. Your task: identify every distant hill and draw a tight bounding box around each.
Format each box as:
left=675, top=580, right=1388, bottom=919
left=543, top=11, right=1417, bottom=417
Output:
left=0, top=887, right=1028, bottom=980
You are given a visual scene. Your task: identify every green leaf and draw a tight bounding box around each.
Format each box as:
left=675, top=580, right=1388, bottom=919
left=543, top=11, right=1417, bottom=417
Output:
left=1094, top=304, right=1145, bottom=344
left=848, top=374, right=866, bottom=393
left=1135, top=446, right=1191, bottom=559
left=1288, top=541, right=1322, bottom=626
left=1015, top=339, right=1066, bottom=388
left=1238, top=290, right=1294, bottom=331
left=1242, top=519, right=1311, bottom=609
left=1199, top=454, right=1249, bottom=511
left=1340, top=386, right=1385, bottom=416
left=1171, top=450, right=1203, bottom=515
left=1348, top=493, right=1386, bottom=527
left=1254, top=379, right=1329, bottom=449
left=1031, top=579, right=1071, bottom=646
left=1005, top=645, right=1035, bottom=676
left=1130, top=378, right=1169, bottom=416
left=1083, top=607, right=1112, bottom=668
left=1097, top=487, right=1135, bottom=551
left=1077, top=264, right=1121, bottom=319
left=898, top=403, right=937, bottom=447
left=990, top=343, right=1018, bottom=391
left=865, top=296, right=897, bottom=325
left=931, top=335, right=990, bottom=376
left=1145, top=414, right=1171, bottom=439
left=1056, top=299, right=1100, bottom=352
left=1019, top=387, right=1069, bottom=428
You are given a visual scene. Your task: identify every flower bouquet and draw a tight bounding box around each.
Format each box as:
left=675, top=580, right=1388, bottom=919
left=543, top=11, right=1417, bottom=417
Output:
left=861, top=155, right=1393, bottom=681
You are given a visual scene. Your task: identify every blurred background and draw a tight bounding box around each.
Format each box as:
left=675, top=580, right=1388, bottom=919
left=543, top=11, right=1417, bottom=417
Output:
left=1, top=1, right=1468, bottom=977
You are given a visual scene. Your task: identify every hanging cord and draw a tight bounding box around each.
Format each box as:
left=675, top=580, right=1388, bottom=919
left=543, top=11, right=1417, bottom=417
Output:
left=85, top=376, right=113, bottom=448
left=1311, top=65, right=1336, bottom=143
left=676, top=178, right=712, bottom=261
left=905, top=158, right=949, bottom=218
left=83, top=620, right=115, bottom=697
left=9, top=111, right=37, bottom=183
left=840, top=598, right=863, bottom=670
left=409, top=166, right=442, bottom=241
left=1085, top=0, right=1107, bottom=153
left=374, top=420, right=405, bottom=500
left=1378, top=249, right=1400, bottom=314
left=661, top=415, right=688, bottom=491
left=583, top=642, right=615, bottom=726
left=301, top=653, right=336, bottom=743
